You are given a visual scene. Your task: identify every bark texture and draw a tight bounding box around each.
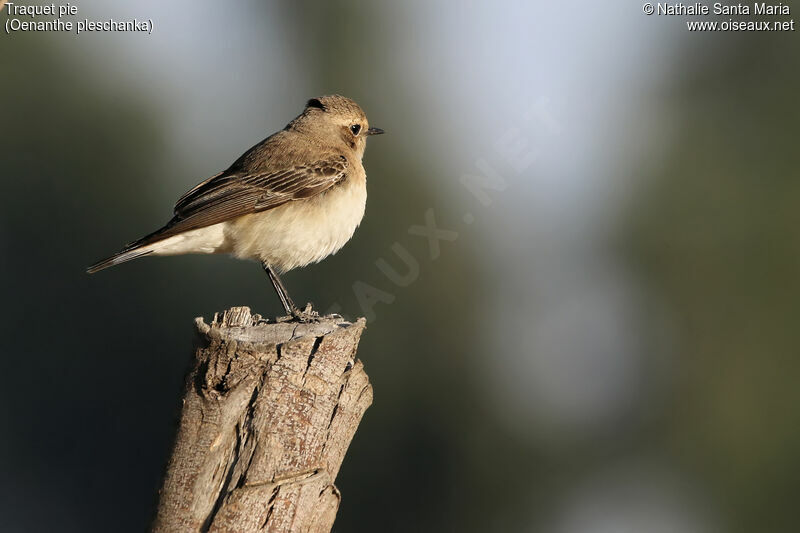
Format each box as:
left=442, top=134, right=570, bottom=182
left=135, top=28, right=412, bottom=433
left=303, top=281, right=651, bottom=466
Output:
left=152, top=307, right=371, bottom=533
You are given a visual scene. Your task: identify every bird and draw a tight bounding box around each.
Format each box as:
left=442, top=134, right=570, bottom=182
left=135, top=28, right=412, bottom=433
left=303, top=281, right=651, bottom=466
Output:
left=87, top=94, right=384, bottom=321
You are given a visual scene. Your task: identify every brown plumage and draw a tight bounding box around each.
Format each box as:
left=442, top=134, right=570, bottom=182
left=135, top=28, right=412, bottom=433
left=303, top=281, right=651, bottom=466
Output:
left=87, top=95, right=384, bottom=319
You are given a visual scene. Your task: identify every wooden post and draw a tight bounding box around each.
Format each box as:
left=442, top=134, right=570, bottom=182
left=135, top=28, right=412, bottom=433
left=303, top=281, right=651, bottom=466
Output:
left=152, top=307, right=371, bottom=533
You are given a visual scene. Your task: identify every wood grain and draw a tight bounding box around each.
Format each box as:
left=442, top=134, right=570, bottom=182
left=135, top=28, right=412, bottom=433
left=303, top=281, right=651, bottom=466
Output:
left=152, top=307, right=371, bottom=533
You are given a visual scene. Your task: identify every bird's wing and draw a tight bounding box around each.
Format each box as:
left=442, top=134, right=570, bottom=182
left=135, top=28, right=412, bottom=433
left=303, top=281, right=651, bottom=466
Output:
left=143, top=155, right=350, bottom=245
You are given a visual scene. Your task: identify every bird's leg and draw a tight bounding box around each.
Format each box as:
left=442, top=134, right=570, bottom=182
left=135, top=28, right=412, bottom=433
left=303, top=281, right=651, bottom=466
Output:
left=261, top=263, right=321, bottom=322
left=262, top=262, right=303, bottom=318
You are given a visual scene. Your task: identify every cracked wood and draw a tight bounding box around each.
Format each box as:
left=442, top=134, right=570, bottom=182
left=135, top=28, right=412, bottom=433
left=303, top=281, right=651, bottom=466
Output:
left=152, top=307, right=371, bottom=533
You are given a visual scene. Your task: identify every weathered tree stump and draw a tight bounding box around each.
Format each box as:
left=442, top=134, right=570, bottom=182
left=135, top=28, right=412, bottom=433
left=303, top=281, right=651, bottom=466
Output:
left=152, top=307, right=371, bottom=533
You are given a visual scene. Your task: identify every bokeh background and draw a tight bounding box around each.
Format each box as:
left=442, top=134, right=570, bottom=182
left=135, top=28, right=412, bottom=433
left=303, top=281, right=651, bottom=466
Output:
left=2, top=1, right=799, bottom=531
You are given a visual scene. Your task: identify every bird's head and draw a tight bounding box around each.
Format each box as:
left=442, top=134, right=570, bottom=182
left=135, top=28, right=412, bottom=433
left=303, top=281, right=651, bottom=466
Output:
left=290, top=95, right=384, bottom=158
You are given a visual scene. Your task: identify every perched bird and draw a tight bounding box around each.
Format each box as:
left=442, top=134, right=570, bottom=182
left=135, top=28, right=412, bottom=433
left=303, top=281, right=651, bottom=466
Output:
left=88, top=95, right=384, bottom=320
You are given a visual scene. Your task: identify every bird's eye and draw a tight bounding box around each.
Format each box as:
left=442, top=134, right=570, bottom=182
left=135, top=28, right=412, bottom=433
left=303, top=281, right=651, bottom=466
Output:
left=350, top=124, right=361, bottom=135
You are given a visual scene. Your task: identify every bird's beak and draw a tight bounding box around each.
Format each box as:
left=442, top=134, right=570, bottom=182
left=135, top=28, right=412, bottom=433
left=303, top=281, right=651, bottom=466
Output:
left=366, top=127, right=385, bottom=136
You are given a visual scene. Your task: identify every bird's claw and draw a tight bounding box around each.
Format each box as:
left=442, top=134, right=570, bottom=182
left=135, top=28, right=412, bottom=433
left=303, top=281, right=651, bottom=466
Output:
left=289, top=303, right=321, bottom=323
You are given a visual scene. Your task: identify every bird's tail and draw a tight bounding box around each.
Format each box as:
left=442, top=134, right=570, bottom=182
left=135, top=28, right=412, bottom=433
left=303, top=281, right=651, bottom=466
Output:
left=86, top=245, right=154, bottom=274
left=86, top=224, right=173, bottom=274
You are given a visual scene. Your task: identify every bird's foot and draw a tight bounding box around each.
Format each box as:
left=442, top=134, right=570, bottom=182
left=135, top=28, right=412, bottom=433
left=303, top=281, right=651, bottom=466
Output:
left=289, top=303, right=321, bottom=323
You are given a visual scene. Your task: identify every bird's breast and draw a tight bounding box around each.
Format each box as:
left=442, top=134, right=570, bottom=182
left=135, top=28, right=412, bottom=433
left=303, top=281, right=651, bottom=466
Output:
left=226, top=175, right=367, bottom=272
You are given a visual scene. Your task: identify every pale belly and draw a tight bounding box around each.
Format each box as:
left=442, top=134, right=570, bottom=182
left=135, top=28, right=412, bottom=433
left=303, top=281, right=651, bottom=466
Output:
left=150, top=177, right=367, bottom=272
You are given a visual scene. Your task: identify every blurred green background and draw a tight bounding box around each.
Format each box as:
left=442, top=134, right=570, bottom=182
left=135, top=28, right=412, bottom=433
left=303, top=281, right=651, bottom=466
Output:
left=2, top=1, right=799, bottom=532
